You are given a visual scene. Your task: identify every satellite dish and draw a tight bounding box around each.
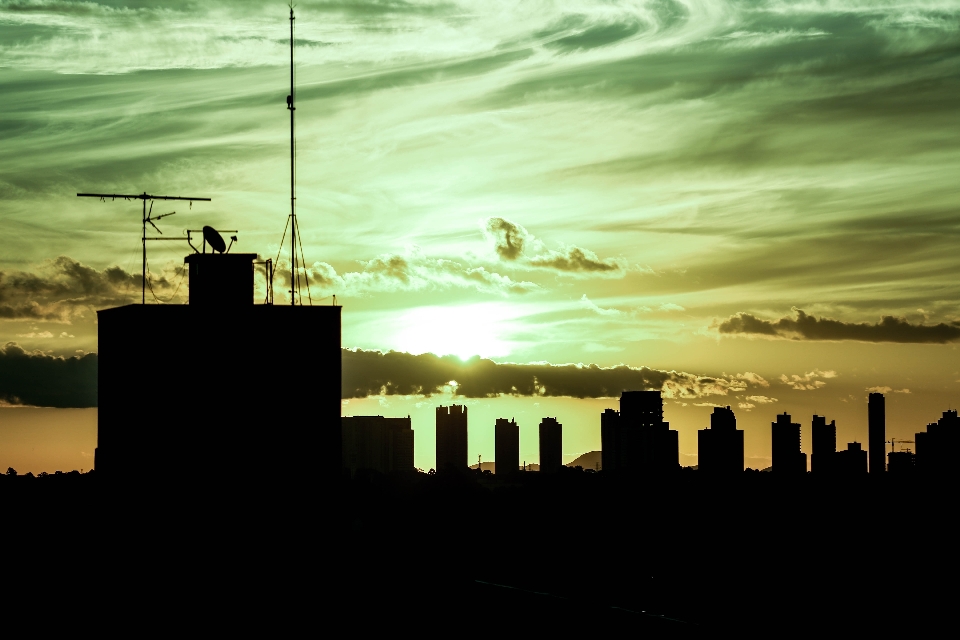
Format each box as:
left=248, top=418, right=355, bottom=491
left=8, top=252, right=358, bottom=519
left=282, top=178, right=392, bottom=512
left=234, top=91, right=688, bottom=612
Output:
left=203, top=226, right=227, bottom=254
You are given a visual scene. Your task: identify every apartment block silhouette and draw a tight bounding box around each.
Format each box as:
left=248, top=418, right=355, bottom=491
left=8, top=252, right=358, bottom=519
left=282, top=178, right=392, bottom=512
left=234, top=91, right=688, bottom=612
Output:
left=771, top=412, right=806, bottom=474
left=342, top=415, right=414, bottom=476
left=916, top=409, right=960, bottom=474
left=495, top=418, right=519, bottom=477
left=539, top=417, right=562, bottom=474
left=698, top=406, right=743, bottom=473
left=811, top=415, right=837, bottom=474
left=834, top=441, right=867, bottom=475
left=436, top=405, right=468, bottom=471
left=601, top=391, right=678, bottom=474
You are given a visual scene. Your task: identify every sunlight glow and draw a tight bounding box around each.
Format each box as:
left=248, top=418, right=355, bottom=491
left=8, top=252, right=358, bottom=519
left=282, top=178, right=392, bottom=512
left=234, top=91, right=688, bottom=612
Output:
left=392, top=303, right=521, bottom=360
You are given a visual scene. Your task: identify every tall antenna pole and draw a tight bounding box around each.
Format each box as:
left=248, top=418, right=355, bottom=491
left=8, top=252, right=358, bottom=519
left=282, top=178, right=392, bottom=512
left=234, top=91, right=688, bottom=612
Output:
left=289, top=6, right=297, bottom=306
left=142, top=195, right=147, bottom=304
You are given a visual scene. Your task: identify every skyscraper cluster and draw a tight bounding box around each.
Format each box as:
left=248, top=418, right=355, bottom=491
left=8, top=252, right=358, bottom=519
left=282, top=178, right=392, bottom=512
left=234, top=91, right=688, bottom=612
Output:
left=601, top=391, right=679, bottom=474
left=338, top=389, right=956, bottom=477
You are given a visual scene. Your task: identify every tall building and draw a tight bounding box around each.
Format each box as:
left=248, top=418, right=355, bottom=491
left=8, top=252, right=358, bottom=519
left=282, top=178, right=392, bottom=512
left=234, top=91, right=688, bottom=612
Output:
left=698, top=405, right=744, bottom=474
left=811, top=415, right=837, bottom=474
left=539, top=417, right=562, bottom=474
left=600, top=408, right=620, bottom=474
left=887, top=450, right=916, bottom=474
left=868, top=393, right=886, bottom=473
left=601, top=391, right=678, bottom=474
left=771, top=412, right=806, bottom=474
left=915, top=409, right=960, bottom=475
left=435, top=405, right=468, bottom=472
left=834, top=442, right=867, bottom=475
left=96, top=251, right=341, bottom=478
left=495, top=418, right=519, bottom=477
left=342, top=416, right=414, bottom=476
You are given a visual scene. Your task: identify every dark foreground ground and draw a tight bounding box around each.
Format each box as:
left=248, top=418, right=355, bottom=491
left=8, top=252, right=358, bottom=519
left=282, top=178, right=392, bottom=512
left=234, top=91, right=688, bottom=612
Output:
left=3, top=469, right=955, bottom=634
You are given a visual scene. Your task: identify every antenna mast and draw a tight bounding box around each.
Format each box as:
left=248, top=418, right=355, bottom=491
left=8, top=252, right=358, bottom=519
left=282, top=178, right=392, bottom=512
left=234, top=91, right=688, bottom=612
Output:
left=288, top=6, right=297, bottom=306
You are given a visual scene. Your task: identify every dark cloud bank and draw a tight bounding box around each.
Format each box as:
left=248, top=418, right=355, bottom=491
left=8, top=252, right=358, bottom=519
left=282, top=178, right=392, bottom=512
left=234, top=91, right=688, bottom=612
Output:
left=343, top=349, right=742, bottom=400
left=0, top=346, right=746, bottom=407
left=0, top=256, right=163, bottom=320
left=718, top=309, right=960, bottom=344
left=0, top=343, right=97, bottom=408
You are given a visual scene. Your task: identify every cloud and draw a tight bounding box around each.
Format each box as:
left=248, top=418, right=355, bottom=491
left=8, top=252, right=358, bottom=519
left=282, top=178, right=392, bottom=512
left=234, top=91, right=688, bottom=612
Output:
left=736, top=372, right=770, bottom=388
left=0, top=342, right=97, bottom=408
left=745, top=395, right=777, bottom=404
left=4, top=344, right=751, bottom=407
left=342, top=349, right=750, bottom=400
left=485, top=217, right=528, bottom=261
left=484, top=218, right=624, bottom=276
left=0, top=257, right=177, bottom=322
left=716, top=309, right=960, bottom=343
left=866, top=386, right=911, bottom=394
left=528, top=246, right=623, bottom=274
left=281, top=251, right=539, bottom=298
left=867, top=386, right=892, bottom=394
left=579, top=294, right=621, bottom=316
left=780, top=369, right=836, bottom=391
left=17, top=331, right=53, bottom=339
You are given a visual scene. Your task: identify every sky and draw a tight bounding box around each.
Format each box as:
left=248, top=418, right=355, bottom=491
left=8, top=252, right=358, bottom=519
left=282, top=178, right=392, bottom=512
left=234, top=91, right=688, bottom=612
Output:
left=2, top=0, right=960, bottom=473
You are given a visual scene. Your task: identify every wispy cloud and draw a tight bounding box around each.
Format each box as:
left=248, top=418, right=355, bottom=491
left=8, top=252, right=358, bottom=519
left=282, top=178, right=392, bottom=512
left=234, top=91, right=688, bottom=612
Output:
left=275, top=248, right=539, bottom=297
left=780, top=369, right=836, bottom=391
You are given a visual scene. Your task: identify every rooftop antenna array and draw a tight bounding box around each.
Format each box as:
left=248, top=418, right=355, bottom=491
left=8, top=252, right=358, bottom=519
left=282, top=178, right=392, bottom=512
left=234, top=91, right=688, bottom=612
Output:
left=279, top=5, right=312, bottom=306
left=76, top=191, right=211, bottom=303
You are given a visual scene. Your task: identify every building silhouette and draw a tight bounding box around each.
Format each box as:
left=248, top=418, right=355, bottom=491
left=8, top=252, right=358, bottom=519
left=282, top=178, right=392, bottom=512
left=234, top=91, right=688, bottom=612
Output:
left=834, top=441, right=867, bottom=475
left=600, top=408, right=620, bottom=474
left=868, top=393, right=885, bottom=473
left=811, top=415, right=837, bottom=474
left=915, top=409, right=960, bottom=474
left=601, top=391, right=678, bottom=474
left=771, top=412, right=806, bottom=474
left=697, top=405, right=743, bottom=473
left=96, top=251, right=341, bottom=478
left=495, top=418, right=519, bottom=477
left=436, top=405, right=467, bottom=471
left=342, top=415, right=414, bottom=476
left=539, top=417, right=562, bottom=474
left=887, top=450, right=916, bottom=474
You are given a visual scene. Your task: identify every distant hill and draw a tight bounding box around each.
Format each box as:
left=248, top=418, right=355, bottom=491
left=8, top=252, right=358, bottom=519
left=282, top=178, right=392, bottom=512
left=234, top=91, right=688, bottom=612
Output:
left=566, top=451, right=601, bottom=470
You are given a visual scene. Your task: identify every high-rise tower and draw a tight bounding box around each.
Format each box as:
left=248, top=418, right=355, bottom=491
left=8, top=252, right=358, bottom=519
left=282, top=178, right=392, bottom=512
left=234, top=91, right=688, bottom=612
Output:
left=539, top=417, right=562, bottom=473
left=868, top=393, right=885, bottom=473
left=602, top=391, right=678, bottom=474
left=771, top=412, right=806, bottom=474
left=698, top=405, right=744, bottom=473
left=811, top=415, right=836, bottom=474
left=495, top=418, right=519, bottom=477
left=436, top=405, right=468, bottom=471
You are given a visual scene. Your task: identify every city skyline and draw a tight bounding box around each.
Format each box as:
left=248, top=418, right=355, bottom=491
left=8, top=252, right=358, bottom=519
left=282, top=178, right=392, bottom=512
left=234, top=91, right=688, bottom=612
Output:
left=2, top=1, right=960, bottom=473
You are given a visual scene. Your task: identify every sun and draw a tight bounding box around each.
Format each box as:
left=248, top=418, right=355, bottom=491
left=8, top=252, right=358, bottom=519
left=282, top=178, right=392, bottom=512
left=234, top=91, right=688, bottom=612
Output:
left=392, top=303, right=519, bottom=360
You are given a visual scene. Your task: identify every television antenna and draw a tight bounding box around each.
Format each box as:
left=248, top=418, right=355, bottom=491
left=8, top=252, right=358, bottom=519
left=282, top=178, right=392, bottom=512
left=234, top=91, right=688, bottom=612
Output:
left=76, top=191, right=211, bottom=303
left=277, top=5, right=312, bottom=306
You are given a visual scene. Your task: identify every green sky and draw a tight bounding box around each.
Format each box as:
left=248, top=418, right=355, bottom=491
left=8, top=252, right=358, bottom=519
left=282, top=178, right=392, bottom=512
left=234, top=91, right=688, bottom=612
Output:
left=2, top=0, right=960, bottom=472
